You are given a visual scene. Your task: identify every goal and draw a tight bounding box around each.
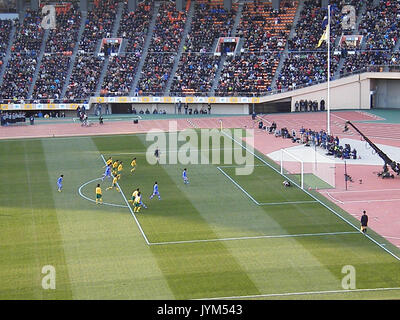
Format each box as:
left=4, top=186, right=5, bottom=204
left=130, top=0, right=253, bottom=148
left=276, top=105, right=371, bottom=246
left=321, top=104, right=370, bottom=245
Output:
left=280, top=148, right=336, bottom=190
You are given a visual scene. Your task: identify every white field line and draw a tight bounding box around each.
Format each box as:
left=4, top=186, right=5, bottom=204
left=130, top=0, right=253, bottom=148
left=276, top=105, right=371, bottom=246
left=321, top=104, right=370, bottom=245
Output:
left=258, top=200, right=318, bottom=206
left=100, top=154, right=150, bottom=245
left=217, top=167, right=259, bottom=205
left=220, top=130, right=400, bottom=262
left=149, top=231, right=359, bottom=246
left=197, top=286, right=400, bottom=300
left=78, top=177, right=129, bottom=208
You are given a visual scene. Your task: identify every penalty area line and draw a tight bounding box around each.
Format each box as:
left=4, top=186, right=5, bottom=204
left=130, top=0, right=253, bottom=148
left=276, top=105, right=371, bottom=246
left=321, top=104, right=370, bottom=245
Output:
left=217, top=166, right=259, bottom=205
left=148, top=231, right=359, bottom=246
left=220, top=130, right=400, bottom=262
left=100, top=154, right=150, bottom=245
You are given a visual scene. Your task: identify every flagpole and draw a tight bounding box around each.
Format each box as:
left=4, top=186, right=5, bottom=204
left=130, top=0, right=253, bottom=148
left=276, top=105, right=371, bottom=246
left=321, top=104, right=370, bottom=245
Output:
left=327, top=4, right=331, bottom=135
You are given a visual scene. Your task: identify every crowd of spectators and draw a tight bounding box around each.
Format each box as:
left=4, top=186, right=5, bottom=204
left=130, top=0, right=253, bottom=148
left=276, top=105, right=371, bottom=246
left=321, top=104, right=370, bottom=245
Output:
left=0, top=19, right=13, bottom=72
left=45, top=2, right=81, bottom=54
left=215, top=0, right=296, bottom=96
left=0, top=53, right=37, bottom=100
left=137, top=1, right=186, bottom=94
left=185, top=1, right=237, bottom=53
left=0, top=111, right=26, bottom=125
left=64, top=54, right=105, bottom=101
left=148, top=1, right=186, bottom=53
left=270, top=124, right=359, bottom=160
left=78, top=0, right=117, bottom=53
left=118, top=0, right=152, bottom=54
left=358, top=0, right=400, bottom=51
left=3, top=0, right=400, bottom=102
left=216, top=53, right=279, bottom=96
left=170, top=53, right=220, bottom=95
left=0, top=9, right=43, bottom=101
left=11, top=9, right=44, bottom=53
left=276, top=52, right=339, bottom=91
left=32, top=54, right=70, bottom=101
left=340, top=51, right=388, bottom=76
left=99, top=1, right=153, bottom=97
left=170, top=1, right=236, bottom=96
left=101, top=54, right=140, bottom=96
left=288, top=0, right=362, bottom=52
left=298, top=127, right=358, bottom=160
left=236, top=1, right=294, bottom=53
left=137, top=53, right=175, bottom=94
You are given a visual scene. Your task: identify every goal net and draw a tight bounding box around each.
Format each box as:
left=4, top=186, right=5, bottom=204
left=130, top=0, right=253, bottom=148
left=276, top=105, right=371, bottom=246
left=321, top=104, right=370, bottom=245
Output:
left=280, top=148, right=336, bottom=190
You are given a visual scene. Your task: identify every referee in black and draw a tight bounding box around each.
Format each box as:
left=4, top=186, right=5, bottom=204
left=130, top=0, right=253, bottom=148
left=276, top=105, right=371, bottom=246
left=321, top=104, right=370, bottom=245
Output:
left=360, top=210, right=368, bottom=234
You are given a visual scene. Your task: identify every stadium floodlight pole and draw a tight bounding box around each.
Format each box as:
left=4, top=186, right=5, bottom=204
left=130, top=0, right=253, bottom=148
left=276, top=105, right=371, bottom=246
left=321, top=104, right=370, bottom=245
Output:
left=327, top=4, right=331, bottom=135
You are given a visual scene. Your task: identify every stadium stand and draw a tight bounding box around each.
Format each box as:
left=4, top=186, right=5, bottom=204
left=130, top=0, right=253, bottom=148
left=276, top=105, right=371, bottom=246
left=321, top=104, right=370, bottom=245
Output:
left=0, top=9, right=44, bottom=101
left=170, top=0, right=237, bottom=95
left=215, top=0, right=297, bottom=96
left=136, top=0, right=187, bottom=95
left=100, top=0, right=153, bottom=96
left=1, top=0, right=400, bottom=102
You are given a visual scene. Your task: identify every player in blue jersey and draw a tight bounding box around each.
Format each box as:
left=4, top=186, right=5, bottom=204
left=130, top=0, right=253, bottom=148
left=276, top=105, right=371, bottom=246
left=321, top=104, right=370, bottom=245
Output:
left=57, top=175, right=64, bottom=192
left=149, top=181, right=161, bottom=200
left=154, top=147, right=160, bottom=164
left=102, top=164, right=112, bottom=181
left=182, top=168, right=189, bottom=184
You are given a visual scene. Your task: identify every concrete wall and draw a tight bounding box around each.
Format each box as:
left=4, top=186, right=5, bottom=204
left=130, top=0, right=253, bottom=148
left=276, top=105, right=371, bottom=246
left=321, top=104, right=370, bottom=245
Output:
left=259, top=72, right=400, bottom=112
left=289, top=74, right=367, bottom=111
left=374, top=79, right=400, bottom=109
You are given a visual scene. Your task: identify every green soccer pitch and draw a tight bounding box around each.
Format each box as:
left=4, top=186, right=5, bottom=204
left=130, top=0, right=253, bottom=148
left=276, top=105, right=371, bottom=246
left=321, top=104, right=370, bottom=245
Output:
left=1, top=130, right=400, bottom=300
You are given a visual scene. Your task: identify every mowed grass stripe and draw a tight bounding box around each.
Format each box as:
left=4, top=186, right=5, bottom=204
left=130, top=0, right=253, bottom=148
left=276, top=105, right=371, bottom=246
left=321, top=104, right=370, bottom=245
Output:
left=226, top=130, right=400, bottom=295
left=134, top=131, right=347, bottom=297
left=42, top=136, right=174, bottom=299
left=0, top=140, right=73, bottom=299
left=93, top=134, right=261, bottom=299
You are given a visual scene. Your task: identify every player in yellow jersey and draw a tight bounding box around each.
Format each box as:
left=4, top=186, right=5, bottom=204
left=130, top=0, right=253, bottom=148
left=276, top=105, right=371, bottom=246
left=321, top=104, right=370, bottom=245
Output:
left=130, top=157, right=137, bottom=173
left=129, top=188, right=139, bottom=204
left=106, top=176, right=120, bottom=192
left=116, top=161, right=123, bottom=180
left=95, top=184, right=103, bottom=204
left=104, top=157, right=113, bottom=168
left=112, top=160, right=119, bottom=176
left=133, top=192, right=142, bottom=213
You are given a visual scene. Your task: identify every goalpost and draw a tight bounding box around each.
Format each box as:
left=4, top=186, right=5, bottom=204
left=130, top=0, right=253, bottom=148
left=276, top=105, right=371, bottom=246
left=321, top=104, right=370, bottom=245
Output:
left=280, top=149, right=304, bottom=189
left=280, top=148, right=336, bottom=190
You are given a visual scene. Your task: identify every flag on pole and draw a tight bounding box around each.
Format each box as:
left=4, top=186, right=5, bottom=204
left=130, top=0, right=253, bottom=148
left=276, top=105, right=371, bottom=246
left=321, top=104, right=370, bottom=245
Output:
left=317, top=24, right=329, bottom=48
left=317, top=6, right=335, bottom=48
